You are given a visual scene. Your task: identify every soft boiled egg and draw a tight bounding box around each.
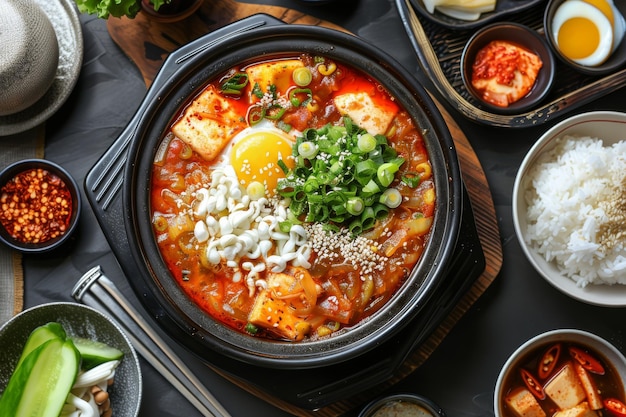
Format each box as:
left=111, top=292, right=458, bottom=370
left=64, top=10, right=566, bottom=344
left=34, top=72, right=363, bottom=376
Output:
left=217, top=119, right=297, bottom=195
left=552, top=0, right=623, bottom=66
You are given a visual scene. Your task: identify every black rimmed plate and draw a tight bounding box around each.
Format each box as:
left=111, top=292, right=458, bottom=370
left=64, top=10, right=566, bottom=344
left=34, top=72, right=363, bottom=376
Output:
left=409, top=0, right=546, bottom=30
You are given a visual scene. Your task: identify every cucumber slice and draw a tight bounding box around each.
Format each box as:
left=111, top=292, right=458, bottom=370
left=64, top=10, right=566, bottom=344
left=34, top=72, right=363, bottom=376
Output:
left=71, top=336, right=124, bottom=369
left=15, top=322, right=66, bottom=370
left=0, top=338, right=80, bottom=417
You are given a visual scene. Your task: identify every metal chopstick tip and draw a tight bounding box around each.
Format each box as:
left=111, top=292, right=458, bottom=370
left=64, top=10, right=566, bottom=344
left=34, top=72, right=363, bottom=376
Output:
left=72, top=265, right=105, bottom=301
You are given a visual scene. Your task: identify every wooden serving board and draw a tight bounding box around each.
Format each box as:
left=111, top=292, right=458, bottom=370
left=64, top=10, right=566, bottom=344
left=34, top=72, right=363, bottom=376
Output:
left=107, top=2, right=503, bottom=415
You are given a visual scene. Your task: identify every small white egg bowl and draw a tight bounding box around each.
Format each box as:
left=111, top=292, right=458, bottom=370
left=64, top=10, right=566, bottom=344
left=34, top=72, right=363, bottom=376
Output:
left=544, top=0, right=626, bottom=75
left=494, top=329, right=626, bottom=417
left=512, top=111, right=626, bottom=307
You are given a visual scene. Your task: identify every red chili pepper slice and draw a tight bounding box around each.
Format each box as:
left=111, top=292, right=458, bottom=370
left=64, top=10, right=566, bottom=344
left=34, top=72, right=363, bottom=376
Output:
left=569, top=346, right=605, bottom=375
left=605, top=398, right=626, bottom=417
left=538, top=343, right=561, bottom=379
left=520, top=369, right=545, bottom=399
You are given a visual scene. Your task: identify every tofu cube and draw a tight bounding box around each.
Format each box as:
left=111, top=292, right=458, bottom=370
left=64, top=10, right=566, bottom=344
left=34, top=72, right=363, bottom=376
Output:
left=553, top=402, right=598, bottom=417
left=245, top=59, right=304, bottom=98
left=545, top=363, right=587, bottom=409
left=333, top=92, right=397, bottom=136
left=505, top=387, right=547, bottom=417
left=172, top=85, right=246, bottom=162
left=248, top=272, right=311, bottom=341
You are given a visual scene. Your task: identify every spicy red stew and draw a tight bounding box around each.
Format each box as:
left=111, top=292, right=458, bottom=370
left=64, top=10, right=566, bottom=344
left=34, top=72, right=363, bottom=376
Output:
left=501, top=341, right=626, bottom=417
left=150, top=53, right=436, bottom=342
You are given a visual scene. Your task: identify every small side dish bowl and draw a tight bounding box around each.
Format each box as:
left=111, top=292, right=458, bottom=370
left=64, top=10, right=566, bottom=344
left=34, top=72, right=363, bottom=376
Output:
left=460, top=22, right=555, bottom=114
left=0, top=158, right=81, bottom=253
left=0, top=302, right=142, bottom=417
left=359, top=393, right=446, bottom=417
left=544, top=0, right=626, bottom=76
left=512, top=111, right=626, bottom=307
left=494, top=329, right=626, bottom=417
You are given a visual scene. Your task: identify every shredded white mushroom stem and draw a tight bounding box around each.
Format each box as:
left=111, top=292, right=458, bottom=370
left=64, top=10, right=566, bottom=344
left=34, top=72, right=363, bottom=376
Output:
left=59, top=360, right=120, bottom=417
left=191, top=165, right=313, bottom=296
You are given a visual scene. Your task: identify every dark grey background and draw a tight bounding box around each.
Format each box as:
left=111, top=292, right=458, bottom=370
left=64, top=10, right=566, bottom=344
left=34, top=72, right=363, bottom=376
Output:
left=24, top=1, right=626, bottom=416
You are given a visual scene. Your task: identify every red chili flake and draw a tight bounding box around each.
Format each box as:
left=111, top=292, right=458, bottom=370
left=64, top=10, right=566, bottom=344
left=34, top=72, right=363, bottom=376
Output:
left=0, top=168, right=73, bottom=245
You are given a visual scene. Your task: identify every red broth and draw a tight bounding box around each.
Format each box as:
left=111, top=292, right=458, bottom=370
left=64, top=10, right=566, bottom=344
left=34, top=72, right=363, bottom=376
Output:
left=150, top=54, right=436, bottom=342
left=501, top=341, right=626, bottom=417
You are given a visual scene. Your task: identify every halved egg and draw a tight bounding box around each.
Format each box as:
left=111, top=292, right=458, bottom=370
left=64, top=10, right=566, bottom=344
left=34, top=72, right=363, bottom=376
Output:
left=221, top=119, right=297, bottom=195
left=552, top=0, right=615, bottom=66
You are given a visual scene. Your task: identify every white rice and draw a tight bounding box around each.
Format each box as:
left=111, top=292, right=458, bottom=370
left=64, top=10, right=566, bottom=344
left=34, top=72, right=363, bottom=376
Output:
left=524, top=135, right=626, bottom=287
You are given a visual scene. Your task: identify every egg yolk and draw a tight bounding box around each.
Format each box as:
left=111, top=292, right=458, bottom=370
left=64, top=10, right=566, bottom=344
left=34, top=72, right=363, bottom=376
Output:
left=558, top=17, right=602, bottom=59
left=230, top=130, right=295, bottom=195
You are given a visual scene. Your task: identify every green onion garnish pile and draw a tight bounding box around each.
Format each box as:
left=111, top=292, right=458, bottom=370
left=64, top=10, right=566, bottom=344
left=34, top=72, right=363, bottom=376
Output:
left=277, top=117, right=406, bottom=235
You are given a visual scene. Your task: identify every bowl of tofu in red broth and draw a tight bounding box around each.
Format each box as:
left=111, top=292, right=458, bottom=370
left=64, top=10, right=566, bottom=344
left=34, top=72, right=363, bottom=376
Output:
left=495, top=329, right=626, bottom=417
left=122, top=23, right=464, bottom=369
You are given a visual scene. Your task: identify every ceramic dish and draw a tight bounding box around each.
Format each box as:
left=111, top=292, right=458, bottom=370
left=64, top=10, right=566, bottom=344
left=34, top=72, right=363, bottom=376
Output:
left=460, top=22, right=555, bottom=115
left=359, top=393, right=445, bottom=417
left=396, top=0, right=626, bottom=127
left=512, top=111, right=626, bottom=307
left=0, top=302, right=142, bottom=417
left=494, top=329, right=626, bottom=417
left=544, top=0, right=626, bottom=76
left=0, top=0, right=83, bottom=137
left=0, top=158, right=81, bottom=253
left=409, top=0, right=544, bottom=30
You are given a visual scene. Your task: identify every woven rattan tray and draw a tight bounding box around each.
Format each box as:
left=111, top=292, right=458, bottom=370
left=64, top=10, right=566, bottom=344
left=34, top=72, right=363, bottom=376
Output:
left=397, top=0, right=626, bottom=128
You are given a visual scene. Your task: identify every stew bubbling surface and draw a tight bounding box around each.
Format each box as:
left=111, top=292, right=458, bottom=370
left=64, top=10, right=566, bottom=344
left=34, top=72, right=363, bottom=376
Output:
left=150, top=54, right=436, bottom=342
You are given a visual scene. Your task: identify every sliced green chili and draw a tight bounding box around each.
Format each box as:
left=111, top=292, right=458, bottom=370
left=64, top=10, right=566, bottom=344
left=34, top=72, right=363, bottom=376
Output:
left=289, top=88, right=312, bottom=107
left=248, top=106, right=265, bottom=125
left=221, top=73, right=249, bottom=95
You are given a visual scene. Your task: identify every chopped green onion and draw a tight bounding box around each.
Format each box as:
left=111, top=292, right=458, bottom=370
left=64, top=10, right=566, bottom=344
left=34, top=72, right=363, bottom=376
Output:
left=246, top=181, right=266, bottom=200
left=346, top=197, right=365, bottom=215
left=293, top=67, right=313, bottom=86
left=377, top=162, right=399, bottom=187
left=402, top=173, right=421, bottom=188
left=276, top=117, right=406, bottom=235
left=380, top=188, right=402, bottom=208
left=357, top=133, right=377, bottom=153
left=362, top=179, right=380, bottom=196
left=298, top=141, right=318, bottom=159
left=277, top=159, right=290, bottom=174
left=360, top=207, right=376, bottom=230
left=373, top=203, right=389, bottom=219
left=348, top=219, right=363, bottom=235
left=245, top=323, right=258, bottom=335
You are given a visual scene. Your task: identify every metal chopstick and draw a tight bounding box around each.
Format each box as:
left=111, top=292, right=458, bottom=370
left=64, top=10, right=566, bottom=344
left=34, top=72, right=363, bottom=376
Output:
left=72, top=265, right=233, bottom=417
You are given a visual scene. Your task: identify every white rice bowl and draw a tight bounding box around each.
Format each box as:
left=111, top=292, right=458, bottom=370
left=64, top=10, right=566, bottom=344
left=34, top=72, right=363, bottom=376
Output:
left=513, top=111, right=626, bottom=307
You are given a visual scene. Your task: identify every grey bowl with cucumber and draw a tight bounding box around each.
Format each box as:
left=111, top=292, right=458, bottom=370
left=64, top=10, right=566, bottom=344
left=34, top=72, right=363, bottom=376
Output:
left=0, top=302, right=142, bottom=417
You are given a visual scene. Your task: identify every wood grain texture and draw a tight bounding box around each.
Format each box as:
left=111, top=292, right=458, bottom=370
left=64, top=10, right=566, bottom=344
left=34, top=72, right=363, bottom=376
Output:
left=106, top=3, right=503, bottom=415
left=107, top=0, right=346, bottom=85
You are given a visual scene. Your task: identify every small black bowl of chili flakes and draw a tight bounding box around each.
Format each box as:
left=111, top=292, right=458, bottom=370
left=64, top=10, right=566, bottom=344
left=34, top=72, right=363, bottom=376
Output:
left=460, top=22, right=556, bottom=115
left=0, top=159, right=81, bottom=253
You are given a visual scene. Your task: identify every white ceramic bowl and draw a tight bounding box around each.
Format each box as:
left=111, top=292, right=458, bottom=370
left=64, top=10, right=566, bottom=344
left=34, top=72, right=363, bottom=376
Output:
left=512, top=111, right=626, bottom=307
left=494, top=329, right=626, bottom=417
left=0, top=302, right=142, bottom=417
